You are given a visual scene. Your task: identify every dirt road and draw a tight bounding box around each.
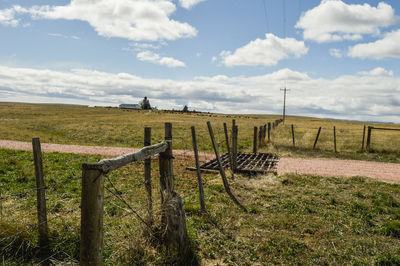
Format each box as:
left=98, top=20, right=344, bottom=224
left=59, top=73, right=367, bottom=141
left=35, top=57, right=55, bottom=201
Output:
left=1, top=139, right=399, bottom=184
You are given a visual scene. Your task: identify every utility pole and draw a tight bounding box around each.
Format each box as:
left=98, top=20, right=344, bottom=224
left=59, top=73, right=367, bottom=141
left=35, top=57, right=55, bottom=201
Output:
left=280, top=86, right=290, bottom=124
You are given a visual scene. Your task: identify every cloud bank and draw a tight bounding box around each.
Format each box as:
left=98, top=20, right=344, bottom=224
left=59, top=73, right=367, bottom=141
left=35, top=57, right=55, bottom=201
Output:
left=0, top=65, right=399, bottom=122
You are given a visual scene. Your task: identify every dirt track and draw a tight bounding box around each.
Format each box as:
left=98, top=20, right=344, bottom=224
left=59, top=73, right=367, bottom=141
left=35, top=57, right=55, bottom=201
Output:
left=1, top=139, right=399, bottom=184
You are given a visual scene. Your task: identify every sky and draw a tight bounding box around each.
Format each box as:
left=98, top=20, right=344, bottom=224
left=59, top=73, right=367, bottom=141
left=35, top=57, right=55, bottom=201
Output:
left=0, top=0, right=400, bottom=123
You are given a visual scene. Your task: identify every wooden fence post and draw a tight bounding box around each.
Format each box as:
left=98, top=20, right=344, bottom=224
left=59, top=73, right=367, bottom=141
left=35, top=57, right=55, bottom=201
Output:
left=223, top=122, right=234, bottom=176
left=263, top=124, right=267, bottom=140
left=159, top=122, right=174, bottom=200
left=258, top=126, right=262, bottom=148
left=291, top=125, right=295, bottom=148
left=366, top=126, right=372, bottom=151
left=80, top=163, right=105, bottom=266
left=232, top=121, right=238, bottom=171
left=207, top=122, right=247, bottom=212
left=144, top=127, right=153, bottom=226
left=32, top=138, right=50, bottom=266
left=333, top=126, right=337, bottom=153
left=268, top=122, right=271, bottom=142
left=191, top=126, right=206, bottom=213
left=361, top=125, right=366, bottom=150
left=313, top=127, right=322, bottom=150
left=253, top=126, right=258, bottom=154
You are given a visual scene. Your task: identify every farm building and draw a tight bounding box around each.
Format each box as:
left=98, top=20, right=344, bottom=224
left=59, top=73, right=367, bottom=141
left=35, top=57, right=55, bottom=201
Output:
left=119, top=104, right=141, bottom=110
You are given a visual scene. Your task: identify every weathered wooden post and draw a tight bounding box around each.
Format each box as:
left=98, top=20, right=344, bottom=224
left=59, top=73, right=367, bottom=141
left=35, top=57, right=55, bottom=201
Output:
left=159, top=122, right=174, bottom=199
left=159, top=123, right=190, bottom=253
left=191, top=126, right=206, bottom=212
left=253, top=126, right=258, bottom=154
left=32, top=138, right=50, bottom=266
left=258, top=126, right=262, bottom=148
left=232, top=120, right=238, bottom=172
left=366, top=126, right=373, bottom=151
left=268, top=122, right=271, bottom=142
left=80, top=163, right=105, bottom=266
left=291, top=124, right=295, bottom=148
left=333, top=126, right=337, bottom=153
left=207, top=121, right=247, bottom=212
left=313, top=127, right=322, bottom=150
left=223, top=122, right=234, bottom=176
left=263, top=124, right=267, bottom=140
left=144, top=127, right=153, bottom=226
left=361, top=125, right=366, bottom=150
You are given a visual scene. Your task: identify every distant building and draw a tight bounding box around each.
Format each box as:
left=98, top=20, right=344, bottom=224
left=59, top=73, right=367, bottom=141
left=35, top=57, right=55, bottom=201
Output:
left=119, top=104, right=141, bottom=110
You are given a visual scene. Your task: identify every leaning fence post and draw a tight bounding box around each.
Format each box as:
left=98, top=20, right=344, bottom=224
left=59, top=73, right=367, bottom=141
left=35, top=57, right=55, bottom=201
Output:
left=313, top=127, right=322, bottom=150
left=361, top=125, right=366, bottom=150
left=144, top=127, right=153, bottom=226
left=32, top=138, right=50, bottom=266
left=291, top=124, right=295, bottom=148
left=191, top=126, right=206, bottom=213
left=253, top=126, right=258, bottom=154
left=366, top=126, right=372, bottom=151
left=223, top=122, right=234, bottom=176
left=207, top=121, right=247, bottom=212
left=333, top=126, right=337, bottom=153
left=232, top=120, right=238, bottom=172
left=80, top=163, right=105, bottom=266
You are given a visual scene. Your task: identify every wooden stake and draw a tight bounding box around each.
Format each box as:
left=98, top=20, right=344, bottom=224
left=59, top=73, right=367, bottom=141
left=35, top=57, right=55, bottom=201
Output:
left=144, top=127, right=153, bottom=226
left=207, top=121, right=247, bottom=212
left=258, top=126, right=262, bottom=148
left=268, top=122, right=271, bottom=142
left=361, top=125, right=366, bottom=150
left=159, top=123, right=174, bottom=202
left=313, top=127, right=322, bottom=150
left=223, top=122, right=234, bottom=176
left=80, top=163, right=105, bottom=266
left=253, top=126, right=258, bottom=154
left=32, top=138, right=50, bottom=266
left=333, top=126, right=337, bottom=153
left=291, top=124, right=295, bottom=148
left=366, top=126, right=372, bottom=151
left=232, top=121, right=238, bottom=171
left=191, top=126, right=206, bottom=213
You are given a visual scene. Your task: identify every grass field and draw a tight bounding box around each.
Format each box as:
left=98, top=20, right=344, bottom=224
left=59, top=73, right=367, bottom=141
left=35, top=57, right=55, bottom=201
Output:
left=0, top=148, right=399, bottom=265
left=1, top=102, right=400, bottom=163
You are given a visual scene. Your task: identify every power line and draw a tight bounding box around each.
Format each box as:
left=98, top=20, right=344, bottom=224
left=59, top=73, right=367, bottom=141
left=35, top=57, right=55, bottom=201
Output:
left=280, top=86, right=290, bottom=124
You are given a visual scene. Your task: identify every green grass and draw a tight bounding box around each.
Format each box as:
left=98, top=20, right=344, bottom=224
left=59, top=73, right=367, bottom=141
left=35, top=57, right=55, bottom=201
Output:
left=0, top=148, right=399, bottom=265
left=1, top=102, right=400, bottom=163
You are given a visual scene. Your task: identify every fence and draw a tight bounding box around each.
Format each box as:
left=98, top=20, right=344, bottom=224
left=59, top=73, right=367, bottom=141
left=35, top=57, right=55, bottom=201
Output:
left=255, top=122, right=400, bottom=153
left=0, top=121, right=248, bottom=265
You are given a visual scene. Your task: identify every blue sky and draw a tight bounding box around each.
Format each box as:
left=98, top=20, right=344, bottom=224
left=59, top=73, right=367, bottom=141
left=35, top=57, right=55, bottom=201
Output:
left=0, top=0, right=400, bottom=122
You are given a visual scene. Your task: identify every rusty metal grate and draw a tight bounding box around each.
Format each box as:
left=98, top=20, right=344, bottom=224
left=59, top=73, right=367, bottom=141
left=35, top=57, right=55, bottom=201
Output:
left=199, top=153, right=280, bottom=175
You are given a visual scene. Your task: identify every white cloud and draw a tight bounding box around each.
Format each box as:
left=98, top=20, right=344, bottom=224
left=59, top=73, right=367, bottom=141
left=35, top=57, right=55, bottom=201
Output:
left=0, top=8, right=19, bottom=27
left=48, top=33, right=80, bottom=40
left=3, top=0, right=197, bottom=42
left=348, top=29, right=400, bottom=59
left=219, top=34, right=308, bottom=67
left=296, top=0, right=397, bottom=43
left=137, top=51, right=185, bottom=67
left=329, top=48, right=342, bottom=58
left=358, top=67, right=393, bottom=77
left=1, top=65, right=399, bottom=122
left=179, top=0, right=206, bottom=9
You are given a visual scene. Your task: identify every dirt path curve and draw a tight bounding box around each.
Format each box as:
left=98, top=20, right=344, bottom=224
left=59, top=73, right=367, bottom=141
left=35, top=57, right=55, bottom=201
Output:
left=1, top=140, right=399, bottom=184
